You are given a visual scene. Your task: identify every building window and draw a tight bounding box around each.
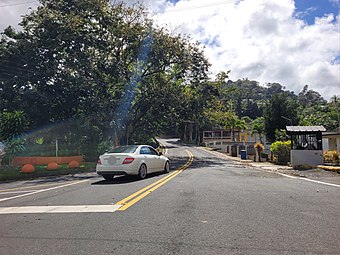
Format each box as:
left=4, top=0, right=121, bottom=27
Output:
left=292, top=133, right=322, bottom=150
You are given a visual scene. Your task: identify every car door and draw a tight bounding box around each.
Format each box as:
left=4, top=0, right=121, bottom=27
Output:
left=139, top=146, right=156, bottom=172
left=148, top=147, right=164, bottom=171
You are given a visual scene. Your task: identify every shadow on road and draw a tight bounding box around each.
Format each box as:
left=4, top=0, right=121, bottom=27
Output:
left=169, top=155, right=244, bottom=172
left=91, top=171, right=167, bottom=185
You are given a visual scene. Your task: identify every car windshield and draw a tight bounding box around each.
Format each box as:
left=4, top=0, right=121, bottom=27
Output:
left=106, top=145, right=138, bottom=154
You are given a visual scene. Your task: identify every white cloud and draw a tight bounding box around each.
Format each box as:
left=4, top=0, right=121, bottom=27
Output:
left=295, top=6, right=317, bottom=19
left=1, top=0, right=339, bottom=99
left=150, top=0, right=340, bottom=99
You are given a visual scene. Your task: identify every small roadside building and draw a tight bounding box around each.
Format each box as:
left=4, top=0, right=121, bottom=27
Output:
left=286, top=126, right=326, bottom=168
left=202, top=129, right=268, bottom=160
left=322, top=130, right=340, bottom=152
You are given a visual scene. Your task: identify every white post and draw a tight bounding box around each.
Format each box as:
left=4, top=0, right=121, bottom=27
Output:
left=56, top=139, right=58, bottom=157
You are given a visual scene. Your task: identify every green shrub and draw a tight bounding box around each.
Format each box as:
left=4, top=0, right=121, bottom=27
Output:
left=270, top=140, right=291, bottom=165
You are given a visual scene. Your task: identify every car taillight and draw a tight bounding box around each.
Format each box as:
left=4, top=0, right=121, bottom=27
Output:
left=97, top=159, right=102, bottom=165
left=122, top=157, right=134, bottom=164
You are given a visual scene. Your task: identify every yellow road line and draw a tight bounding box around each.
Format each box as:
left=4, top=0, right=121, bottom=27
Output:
left=116, top=150, right=194, bottom=211
left=115, top=170, right=180, bottom=205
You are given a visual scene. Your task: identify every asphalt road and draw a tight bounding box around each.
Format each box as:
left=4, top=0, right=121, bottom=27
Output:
left=0, top=138, right=339, bottom=255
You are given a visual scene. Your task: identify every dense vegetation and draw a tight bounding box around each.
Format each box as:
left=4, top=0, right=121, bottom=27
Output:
left=0, top=0, right=339, bottom=163
left=210, top=80, right=339, bottom=142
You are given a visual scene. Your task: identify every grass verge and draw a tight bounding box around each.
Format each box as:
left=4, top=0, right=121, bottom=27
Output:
left=0, top=162, right=97, bottom=182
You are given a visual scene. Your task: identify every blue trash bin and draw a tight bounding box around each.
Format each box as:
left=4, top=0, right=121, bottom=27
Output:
left=241, top=150, right=247, bottom=160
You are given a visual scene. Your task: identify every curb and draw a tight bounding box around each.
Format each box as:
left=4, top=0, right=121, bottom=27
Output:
left=317, top=165, right=340, bottom=173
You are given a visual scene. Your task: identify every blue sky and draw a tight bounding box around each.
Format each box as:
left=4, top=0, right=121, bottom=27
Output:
left=294, top=0, right=339, bottom=24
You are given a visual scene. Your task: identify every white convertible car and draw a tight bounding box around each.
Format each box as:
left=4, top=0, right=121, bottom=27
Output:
left=96, top=145, right=170, bottom=180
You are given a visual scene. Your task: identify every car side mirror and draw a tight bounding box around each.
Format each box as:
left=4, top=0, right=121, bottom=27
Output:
left=158, top=151, right=163, bottom=156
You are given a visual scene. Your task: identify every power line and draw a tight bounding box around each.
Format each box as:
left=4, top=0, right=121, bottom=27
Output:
left=0, top=1, right=38, bottom=8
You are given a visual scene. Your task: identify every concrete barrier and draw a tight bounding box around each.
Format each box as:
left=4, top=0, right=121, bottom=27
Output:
left=12, top=156, right=84, bottom=166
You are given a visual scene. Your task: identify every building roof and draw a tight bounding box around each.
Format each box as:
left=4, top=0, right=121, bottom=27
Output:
left=323, top=131, right=340, bottom=137
left=286, top=126, right=326, bottom=132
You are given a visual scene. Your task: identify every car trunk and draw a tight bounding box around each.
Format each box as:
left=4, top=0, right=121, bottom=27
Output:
left=99, top=153, right=131, bottom=166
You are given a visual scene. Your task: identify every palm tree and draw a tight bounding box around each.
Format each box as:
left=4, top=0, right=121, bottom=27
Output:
left=251, top=117, right=265, bottom=143
left=224, top=111, right=237, bottom=141
left=234, top=117, right=248, bottom=141
left=224, top=112, right=248, bottom=142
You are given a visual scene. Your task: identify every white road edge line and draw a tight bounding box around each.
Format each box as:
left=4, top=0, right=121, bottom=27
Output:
left=198, top=147, right=340, bottom=188
left=292, top=177, right=340, bottom=188
left=0, top=205, right=122, bottom=214
left=255, top=168, right=340, bottom=188
left=0, top=190, right=41, bottom=195
left=0, top=180, right=89, bottom=202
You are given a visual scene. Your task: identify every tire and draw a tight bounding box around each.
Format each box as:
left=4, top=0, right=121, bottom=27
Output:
left=102, top=174, right=114, bottom=180
left=163, top=161, right=170, bottom=173
left=138, top=164, right=147, bottom=179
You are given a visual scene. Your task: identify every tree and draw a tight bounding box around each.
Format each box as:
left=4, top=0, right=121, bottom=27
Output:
left=264, top=93, right=298, bottom=142
left=0, top=111, right=30, bottom=141
left=297, top=90, right=338, bottom=131
left=0, top=110, right=30, bottom=165
left=123, top=33, right=211, bottom=144
left=328, top=95, right=340, bottom=131
left=222, top=111, right=247, bottom=142
left=0, top=0, right=213, bottom=154
left=251, top=117, right=265, bottom=143
left=298, top=85, right=326, bottom=107
left=265, top=83, right=285, bottom=97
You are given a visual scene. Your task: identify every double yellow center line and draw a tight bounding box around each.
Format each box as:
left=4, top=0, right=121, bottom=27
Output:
left=115, top=150, right=194, bottom=211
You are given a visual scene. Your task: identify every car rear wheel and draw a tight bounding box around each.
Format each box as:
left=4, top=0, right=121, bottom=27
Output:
left=138, top=164, right=147, bottom=179
left=102, top=174, right=114, bottom=180
left=163, top=161, right=170, bottom=173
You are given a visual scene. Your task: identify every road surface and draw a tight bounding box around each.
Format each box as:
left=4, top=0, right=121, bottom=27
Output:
left=0, top=138, right=339, bottom=254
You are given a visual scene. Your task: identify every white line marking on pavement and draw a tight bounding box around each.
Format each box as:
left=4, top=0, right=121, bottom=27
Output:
left=294, top=177, right=340, bottom=188
left=276, top=173, right=298, bottom=179
left=261, top=170, right=340, bottom=188
left=0, top=180, right=89, bottom=202
left=0, top=190, right=40, bottom=195
left=0, top=205, right=122, bottom=214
